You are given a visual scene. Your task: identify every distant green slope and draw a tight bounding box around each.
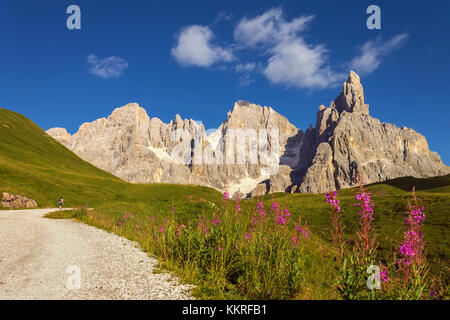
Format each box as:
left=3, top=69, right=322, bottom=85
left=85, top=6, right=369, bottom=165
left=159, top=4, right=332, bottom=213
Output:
left=371, top=174, right=450, bottom=193
left=0, top=108, right=221, bottom=211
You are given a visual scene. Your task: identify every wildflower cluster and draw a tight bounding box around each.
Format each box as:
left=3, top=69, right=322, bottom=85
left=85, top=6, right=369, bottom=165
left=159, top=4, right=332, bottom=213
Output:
left=256, top=201, right=266, bottom=217
left=325, top=191, right=345, bottom=261
left=355, top=191, right=374, bottom=221
left=271, top=202, right=290, bottom=225
left=397, top=190, right=427, bottom=268
left=235, top=192, right=242, bottom=213
left=291, top=218, right=310, bottom=245
left=197, top=216, right=210, bottom=235
left=354, top=180, right=378, bottom=260
left=325, top=191, right=341, bottom=212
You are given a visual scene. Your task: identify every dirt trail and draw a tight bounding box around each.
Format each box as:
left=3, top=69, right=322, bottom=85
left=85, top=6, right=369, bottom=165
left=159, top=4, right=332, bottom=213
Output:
left=0, top=209, right=193, bottom=300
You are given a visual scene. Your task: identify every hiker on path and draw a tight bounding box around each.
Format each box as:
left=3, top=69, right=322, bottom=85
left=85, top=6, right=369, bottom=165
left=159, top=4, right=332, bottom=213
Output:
left=58, top=197, right=64, bottom=209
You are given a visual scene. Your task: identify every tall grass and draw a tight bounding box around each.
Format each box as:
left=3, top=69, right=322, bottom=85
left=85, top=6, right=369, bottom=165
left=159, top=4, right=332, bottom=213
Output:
left=47, top=187, right=448, bottom=300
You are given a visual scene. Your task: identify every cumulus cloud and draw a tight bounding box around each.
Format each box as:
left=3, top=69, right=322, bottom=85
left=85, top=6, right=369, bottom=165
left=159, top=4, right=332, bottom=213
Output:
left=234, top=8, right=343, bottom=89
left=350, top=33, right=409, bottom=75
left=263, top=40, right=345, bottom=89
left=87, top=54, right=128, bottom=79
left=171, top=25, right=234, bottom=67
left=234, top=8, right=314, bottom=48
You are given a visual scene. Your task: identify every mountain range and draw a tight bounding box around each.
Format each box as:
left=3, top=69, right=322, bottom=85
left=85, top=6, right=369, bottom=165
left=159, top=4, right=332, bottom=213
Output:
left=47, top=71, right=450, bottom=197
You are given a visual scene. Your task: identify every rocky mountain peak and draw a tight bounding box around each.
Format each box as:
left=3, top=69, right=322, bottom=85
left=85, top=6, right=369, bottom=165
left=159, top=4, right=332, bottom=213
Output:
left=108, top=103, right=150, bottom=127
left=332, top=70, right=369, bottom=115
left=347, top=70, right=361, bottom=84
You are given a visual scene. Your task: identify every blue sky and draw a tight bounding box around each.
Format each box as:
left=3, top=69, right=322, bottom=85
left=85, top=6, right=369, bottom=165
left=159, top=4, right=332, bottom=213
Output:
left=1, top=1, right=449, bottom=163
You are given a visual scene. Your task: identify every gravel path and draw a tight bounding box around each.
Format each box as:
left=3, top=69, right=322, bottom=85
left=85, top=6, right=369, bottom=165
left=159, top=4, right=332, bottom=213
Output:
left=0, top=209, right=193, bottom=300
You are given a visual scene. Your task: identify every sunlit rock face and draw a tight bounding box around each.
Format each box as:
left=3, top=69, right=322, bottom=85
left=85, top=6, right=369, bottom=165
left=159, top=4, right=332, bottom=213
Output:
left=47, top=71, right=449, bottom=196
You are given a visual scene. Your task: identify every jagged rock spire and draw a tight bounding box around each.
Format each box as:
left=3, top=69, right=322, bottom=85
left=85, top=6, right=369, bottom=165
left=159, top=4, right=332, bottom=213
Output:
left=332, top=70, right=369, bottom=115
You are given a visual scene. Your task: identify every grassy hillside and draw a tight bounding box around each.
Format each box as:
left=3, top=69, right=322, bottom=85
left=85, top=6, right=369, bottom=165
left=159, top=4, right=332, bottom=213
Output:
left=0, top=108, right=221, bottom=213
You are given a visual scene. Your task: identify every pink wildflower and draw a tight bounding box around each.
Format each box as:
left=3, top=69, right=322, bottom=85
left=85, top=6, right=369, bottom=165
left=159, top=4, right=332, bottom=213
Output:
left=256, top=201, right=266, bottom=217
left=325, top=191, right=341, bottom=212
left=397, top=201, right=426, bottom=267
left=176, top=223, right=184, bottom=236
left=380, top=267, right=390, bottom=283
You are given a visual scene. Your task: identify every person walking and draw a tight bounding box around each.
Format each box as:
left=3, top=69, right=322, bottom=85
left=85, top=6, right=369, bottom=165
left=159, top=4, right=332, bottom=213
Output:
left=58, top=197, right=64, bottom=210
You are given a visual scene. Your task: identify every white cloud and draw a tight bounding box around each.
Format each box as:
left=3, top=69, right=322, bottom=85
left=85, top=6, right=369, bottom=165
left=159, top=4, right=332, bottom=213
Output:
left=87, top=54, right=128, bottom=79
left=234, top=8, right=314, bottom=48
left=235, top=8, right=343, bottom=89
left=263, top=40, right=345, bottom=89
left=171, top=25, right=234, bottom=67
left=350, top=33, right=409, bottom=75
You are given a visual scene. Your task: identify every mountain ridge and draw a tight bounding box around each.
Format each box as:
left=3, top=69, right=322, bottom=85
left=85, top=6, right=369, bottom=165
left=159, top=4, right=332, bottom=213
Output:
left=47, top=71, right=450, bottom=197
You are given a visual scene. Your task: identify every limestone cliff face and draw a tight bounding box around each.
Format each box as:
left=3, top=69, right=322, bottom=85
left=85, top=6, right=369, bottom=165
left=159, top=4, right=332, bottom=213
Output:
left=47, top=71, right=450, bottom=196
left=47, top=101, right=299, bottom=196
left=295, top=71, right=449, bottom=193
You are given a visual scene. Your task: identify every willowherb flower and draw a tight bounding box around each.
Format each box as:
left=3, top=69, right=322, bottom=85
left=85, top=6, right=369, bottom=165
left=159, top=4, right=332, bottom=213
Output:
left=325, top=191, right=341, bottom=212
left=159, top=226, right=164, bottom=233
left=275, top=207, right=290, bottom=225
left=271, top=202, right=280, bottom=213
left=355, top=191, right=375, bottom=222
left=235, top=192, right=242, bottom=213
left=151, top=216, right=155, bottom=222
left=291, top=234, right=298, bottom=246
left=197, top=216, right=210, bottom=235
left=256, top=201, right=266, bottom=217
left=406, top=206, right=426, bottom=226
left=223, top=191, right=230, bottom=200
left=176, top=223, right=185, bottom=236
left=211, top=218, right=220, bottom=226
left=295, top=224, right=310, bottom=239
left=354, top=178, right=378, bottom=262
left=244, top=232, right=251, bottom=240
left=397, top=229, right=424, bottom=265
left=397, top=190, right=427, bottom=270
left=218, top=247, right=223, bottom=251
left=325, top=190, right=345, bottom=261
left=380, top=267, right=390, bottom=283
left=291, top=217, right=310, bottom=245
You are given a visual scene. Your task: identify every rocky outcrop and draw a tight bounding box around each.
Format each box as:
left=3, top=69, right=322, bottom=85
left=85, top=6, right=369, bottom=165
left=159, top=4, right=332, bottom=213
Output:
left=2, top=192, right=37, bottom=209
left=47, top=71, right=450, bottom=196
left=294, top=71, right=449, bottom=193
left=46, top=128, right=72, bottom=146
